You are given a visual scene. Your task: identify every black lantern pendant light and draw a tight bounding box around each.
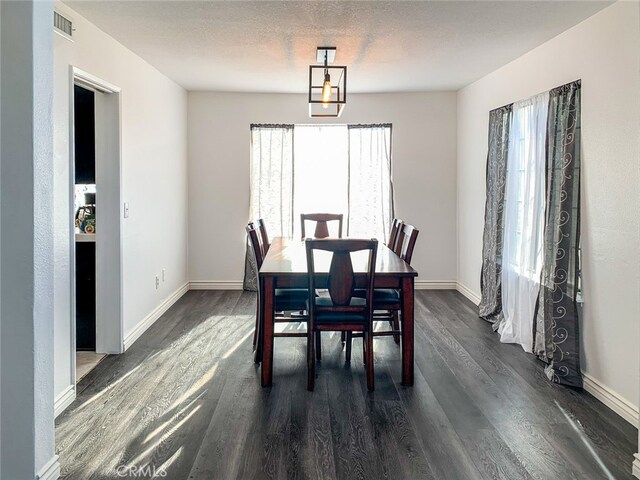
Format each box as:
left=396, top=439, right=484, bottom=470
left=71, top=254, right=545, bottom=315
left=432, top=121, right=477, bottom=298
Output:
left=308, top=47, right=346, bottom=118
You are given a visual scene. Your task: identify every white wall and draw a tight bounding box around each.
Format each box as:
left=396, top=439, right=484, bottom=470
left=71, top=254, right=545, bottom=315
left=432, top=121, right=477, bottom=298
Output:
left=457, top=2, right=640, bottom=413
left=1, top=1, right=57, bottom=478
left=188, top=92, right=458, bottom=287
left=53, top=4, right=188, bottom=402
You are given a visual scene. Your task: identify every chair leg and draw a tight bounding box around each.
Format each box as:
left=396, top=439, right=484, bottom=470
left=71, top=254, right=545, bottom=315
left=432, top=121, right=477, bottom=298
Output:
left=345, top=331, right=352, bottom=363
left=365, top=332, right=374, bottom=391
left=253, top=296, right=259, bottom=348
left=315, top=331, right=322, bottom=362
left=253, top=300, right=262, bottom=364
left=307, top=332, right=315, bottom=391
left=392, top=310, right=401, bottom=345
left=362, top=334, right=367, bottom=365
left=341, top=331, right=346, bottom=344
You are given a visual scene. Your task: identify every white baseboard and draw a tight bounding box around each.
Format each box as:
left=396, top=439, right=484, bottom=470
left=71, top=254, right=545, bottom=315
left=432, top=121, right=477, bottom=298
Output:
left=456, top=282, right=481, bottom=305
left=583, top=373, right=639, bottom=427
left=54, top=384, right=76, bottom=418
left=449, top=284, right=639, bottom=430
left=189, top=280, right=244, bottom=290
left=632, top=453, right=640, bottom=479
left=123, top=282, right=189, bottom=351
left=414, top=280, right=456, bottom=290
left=37, top=455, right=60, bottom=480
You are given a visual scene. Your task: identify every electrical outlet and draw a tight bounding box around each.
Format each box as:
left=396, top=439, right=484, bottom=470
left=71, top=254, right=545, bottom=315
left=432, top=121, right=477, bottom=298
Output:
left=155, top=275, right=160, bottom=290
left=162, top=268, right=166, bottom=282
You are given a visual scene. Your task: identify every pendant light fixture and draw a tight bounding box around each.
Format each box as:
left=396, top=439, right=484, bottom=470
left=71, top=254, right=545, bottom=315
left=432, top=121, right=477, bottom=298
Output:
left=308, top=46, right=346, bottom=117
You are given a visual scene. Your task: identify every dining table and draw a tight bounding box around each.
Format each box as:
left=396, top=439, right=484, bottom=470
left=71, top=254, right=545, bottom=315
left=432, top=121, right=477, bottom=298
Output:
left=256, top=236, right=418, bottom=387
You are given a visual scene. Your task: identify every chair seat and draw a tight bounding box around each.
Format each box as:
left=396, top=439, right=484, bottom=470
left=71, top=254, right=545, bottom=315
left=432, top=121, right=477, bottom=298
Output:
left=307, top=296, right=367, bottom=323
left=275, top=288, right=308, bottom=299
left=354, top=288, right=400, bottom=303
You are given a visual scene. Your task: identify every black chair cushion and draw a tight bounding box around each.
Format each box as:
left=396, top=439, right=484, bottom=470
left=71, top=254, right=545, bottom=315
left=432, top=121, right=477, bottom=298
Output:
left=354, top=288, right=400, bottom=303
left=307, top=296, right=367, bottom=323
left=275, top=288, right=308, bottom=299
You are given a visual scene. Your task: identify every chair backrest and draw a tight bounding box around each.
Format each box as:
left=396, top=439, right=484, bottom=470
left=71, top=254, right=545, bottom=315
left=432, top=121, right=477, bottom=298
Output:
left=246, top=223, right=266, bottom=270
left=305, top=239, right=378, bottom=323
left=394, top=223, right=419, bottom=265
left=250, top=218, right=270, bottom=256
left=388, top=218, right=403, bottom=251
left=301, top=213, right=343, bottom=240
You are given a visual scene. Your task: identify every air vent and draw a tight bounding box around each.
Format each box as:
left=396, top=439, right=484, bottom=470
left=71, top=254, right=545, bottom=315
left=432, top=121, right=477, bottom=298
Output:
left=54, top=10, right=73, bottom=41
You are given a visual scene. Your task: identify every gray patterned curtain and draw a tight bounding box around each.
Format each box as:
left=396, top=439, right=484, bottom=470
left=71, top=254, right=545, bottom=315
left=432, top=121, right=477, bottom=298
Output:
left=478, top=105, right=512, bottom=327
left=534, top=81, right=582, bottom=387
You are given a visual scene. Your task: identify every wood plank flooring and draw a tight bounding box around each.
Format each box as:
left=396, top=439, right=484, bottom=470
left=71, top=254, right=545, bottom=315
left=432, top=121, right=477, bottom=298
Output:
left=55, top=290, right=638, bottom=479
left=76, top=351, right=107, bottom=382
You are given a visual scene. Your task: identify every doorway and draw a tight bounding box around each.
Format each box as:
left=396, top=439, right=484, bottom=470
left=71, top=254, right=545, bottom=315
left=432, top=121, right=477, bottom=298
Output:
left=70, top=68, right=123, bottom=385
left=73, top=84, right=103, bottom=379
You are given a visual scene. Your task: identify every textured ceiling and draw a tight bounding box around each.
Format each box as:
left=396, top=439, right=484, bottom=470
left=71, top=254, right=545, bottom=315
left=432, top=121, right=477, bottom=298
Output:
left=65, top=1, right=611, bottom=93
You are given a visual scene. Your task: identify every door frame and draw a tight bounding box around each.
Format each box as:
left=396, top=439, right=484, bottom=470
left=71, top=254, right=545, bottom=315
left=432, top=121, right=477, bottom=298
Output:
left=69, top=66, right=123, bottom=385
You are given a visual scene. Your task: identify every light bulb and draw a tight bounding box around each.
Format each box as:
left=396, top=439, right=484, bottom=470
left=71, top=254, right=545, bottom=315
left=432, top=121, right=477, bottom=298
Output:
left=321, top=72, right=332, bottom=104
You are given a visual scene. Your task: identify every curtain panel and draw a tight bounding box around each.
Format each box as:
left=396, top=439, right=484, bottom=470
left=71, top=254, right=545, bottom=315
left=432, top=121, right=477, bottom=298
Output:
left=479, top=106, right=512, bottom=325
left=347, top=124, right=394, bottom=242
left=499, top=93, right=549, bottom=352
left=479, top=80, right=582, bottom=388
left=535, top=81, right=582, bottom=387
left=244, top=124, right=295, bottom=291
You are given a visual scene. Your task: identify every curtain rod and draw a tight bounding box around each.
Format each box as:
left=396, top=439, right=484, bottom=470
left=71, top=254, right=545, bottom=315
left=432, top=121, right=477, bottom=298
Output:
left=490, top=79, right=581, bottom=114
left=250, top=123, right=294, bottom=129
left=250, top=123, right=392, bottom=129
left=348, top=123, right=392, bottom=129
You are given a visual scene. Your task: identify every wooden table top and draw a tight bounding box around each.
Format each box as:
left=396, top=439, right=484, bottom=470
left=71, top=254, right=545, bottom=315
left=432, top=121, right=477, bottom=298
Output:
left=260, top=237, right=418, bottom=277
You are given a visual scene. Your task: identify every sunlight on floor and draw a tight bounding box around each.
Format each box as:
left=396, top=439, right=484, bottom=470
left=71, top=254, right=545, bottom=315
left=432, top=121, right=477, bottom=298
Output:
left=144, top=392, right=206, bottom=444
left=222, top=329, right=254, bottom=359
left=129, top=405, right=201, bottom=467
left=156, top=446, right=183, bottom=475
left=167, top=364, right=218, bottom=412
left=75, top=363, right=143, bottom=411
left=554, top=400, right=616, bottom=480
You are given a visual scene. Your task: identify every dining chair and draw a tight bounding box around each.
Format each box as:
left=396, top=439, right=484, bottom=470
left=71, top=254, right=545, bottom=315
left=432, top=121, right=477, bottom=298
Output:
left=388, top=218, right=404, bottom=251
left=300, top=213, right=343, bottom=240
left=246, top=223, right=309, bottom=355
left=352, top=223, right=419, bottom=345
left=393, top=223, right=419, bottom=264
left=305, top=238, right=378, bottom=391
left=335, top=218, right=403, bottom=346
left=254, top=218, right=270, bottom=255
left=376, top=223, right=419, bottom=342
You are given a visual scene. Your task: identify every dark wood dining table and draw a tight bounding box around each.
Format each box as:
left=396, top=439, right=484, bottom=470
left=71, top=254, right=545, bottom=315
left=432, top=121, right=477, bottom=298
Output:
left=257, top=237, right=418, bottom=387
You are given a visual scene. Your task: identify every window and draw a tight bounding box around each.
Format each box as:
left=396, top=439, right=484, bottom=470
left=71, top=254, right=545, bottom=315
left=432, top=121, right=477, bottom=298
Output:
left=249, top=123, right=393, bottom=242
left=503, top=99, right=547, bottom=282
left=293, top=125, right=348, bottom=239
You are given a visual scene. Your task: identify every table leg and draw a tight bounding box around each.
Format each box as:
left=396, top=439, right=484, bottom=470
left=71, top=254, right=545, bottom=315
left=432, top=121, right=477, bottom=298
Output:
left=261, top=276, right=275, bottom=387
left=401, top=277, right=414, bottom=386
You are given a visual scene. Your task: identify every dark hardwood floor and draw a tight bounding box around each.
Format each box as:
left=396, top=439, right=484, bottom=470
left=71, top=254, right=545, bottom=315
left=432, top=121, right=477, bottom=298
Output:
left=56, top=290, right=638, bottom=479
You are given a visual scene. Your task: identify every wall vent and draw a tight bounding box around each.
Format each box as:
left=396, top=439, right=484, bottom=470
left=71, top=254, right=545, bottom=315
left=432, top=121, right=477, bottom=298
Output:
left=54, top=10, right=74, bottom=41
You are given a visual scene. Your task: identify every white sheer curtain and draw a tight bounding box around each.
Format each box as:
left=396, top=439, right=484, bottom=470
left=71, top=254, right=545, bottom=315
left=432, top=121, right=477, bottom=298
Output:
left=347, top=124, right=394, bottom=241
left=245, top=124, right=294, bottom=290
left=499, top=93, right=549, bottom=352
left=249, top=125, right=294, bottom=236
